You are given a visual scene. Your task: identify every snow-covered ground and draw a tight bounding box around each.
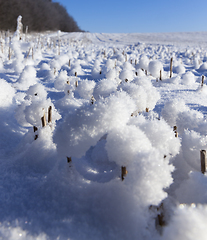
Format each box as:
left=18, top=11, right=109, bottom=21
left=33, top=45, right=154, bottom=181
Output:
left=1, top=30, right=207, bottom=240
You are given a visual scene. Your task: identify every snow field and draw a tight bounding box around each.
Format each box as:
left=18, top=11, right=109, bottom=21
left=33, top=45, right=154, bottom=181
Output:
left=0, top=30, right=207, bottom=239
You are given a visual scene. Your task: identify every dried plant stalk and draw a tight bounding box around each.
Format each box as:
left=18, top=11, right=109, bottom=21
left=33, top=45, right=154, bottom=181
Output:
left=33, top=126, right=38, bottom=132
left=58, top=40, right=61, bottom=55
left=173, top=126, right=178, bottom=137
left=200, top=150, right=207, bottom=174
left=201, top=75, right=204, bottom=87
left=91, top=96, right=95, bottom=105
left=33, top=126, right=38, bottom=140
left=67, top=156, right=72, bottom=168
left=41, top=113, right=47, bottom=127
left=26, top=47, right=31, bottom=59
left=121, top=166, right=128, bottom=181
left=8, top=47, right=11, bottom=60
left=48, top=106, right=52, bottom=123
left=67, top=156, right=72, bottom=163
left=170, top=57, right=173, bottom=78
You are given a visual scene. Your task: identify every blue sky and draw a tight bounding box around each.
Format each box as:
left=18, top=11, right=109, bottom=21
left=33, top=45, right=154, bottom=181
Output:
left=54, top=0, right=207, bottom=33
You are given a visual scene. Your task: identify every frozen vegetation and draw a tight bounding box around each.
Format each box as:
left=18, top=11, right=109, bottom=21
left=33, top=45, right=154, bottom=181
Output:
left=1, top=27, right=207, bottom=239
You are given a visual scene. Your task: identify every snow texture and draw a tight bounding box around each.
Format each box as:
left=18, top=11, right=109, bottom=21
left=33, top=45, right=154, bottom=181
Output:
left=1, top=30, right=207, bottom=240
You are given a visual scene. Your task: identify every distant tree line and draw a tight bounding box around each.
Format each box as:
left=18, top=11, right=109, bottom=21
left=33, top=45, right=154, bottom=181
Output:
left=0, top=0, right=82, bottom=32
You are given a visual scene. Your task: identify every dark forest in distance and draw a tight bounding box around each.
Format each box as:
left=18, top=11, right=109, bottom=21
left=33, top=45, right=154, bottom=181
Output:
left=0, top=0, right=82, bottom=32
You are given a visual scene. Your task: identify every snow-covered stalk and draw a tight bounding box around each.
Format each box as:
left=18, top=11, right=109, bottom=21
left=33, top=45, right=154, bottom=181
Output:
left=14, top=15, right=23, bottom=40
left=58, top=40, right=61, bottom=55
left=25, top=26, right=28, bottom=41
left=37, top=36, right=41, bottom=48
left=26, top=47, right=31, bottom=59
left=1, top=41, right=3, bottom=54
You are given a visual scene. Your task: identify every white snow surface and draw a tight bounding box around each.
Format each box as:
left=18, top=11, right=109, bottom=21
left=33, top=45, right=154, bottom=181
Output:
left=1, top=31, right=207, bottom=239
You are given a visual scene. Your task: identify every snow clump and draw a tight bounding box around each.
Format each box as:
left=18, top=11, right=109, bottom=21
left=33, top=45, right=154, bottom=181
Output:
left=181, top=71, right=196, bottom=85
left=162, top=204, right=207, bottom=240
left=0, top=79, right=16, bottom=107
left=14, top=65, right=37, bottom=90
left=148, top=60, right=163, bottom=78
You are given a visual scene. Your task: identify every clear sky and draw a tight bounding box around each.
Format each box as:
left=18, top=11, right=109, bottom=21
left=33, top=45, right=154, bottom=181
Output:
left=54, top=0, right=207, bottom=33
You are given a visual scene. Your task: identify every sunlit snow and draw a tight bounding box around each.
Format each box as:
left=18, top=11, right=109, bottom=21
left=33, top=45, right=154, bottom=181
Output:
left=1, top=28, right=207, bottom=240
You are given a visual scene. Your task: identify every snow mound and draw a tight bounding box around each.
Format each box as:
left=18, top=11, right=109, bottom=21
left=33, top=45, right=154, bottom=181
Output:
left=162, top=204, right=207, bottom=240
left=0, top=79, right=16, bottom=107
